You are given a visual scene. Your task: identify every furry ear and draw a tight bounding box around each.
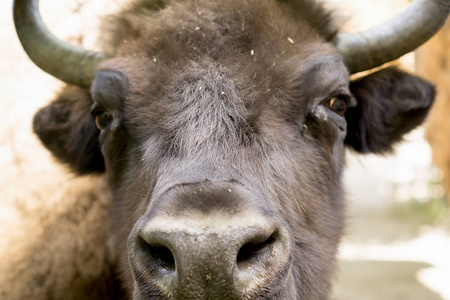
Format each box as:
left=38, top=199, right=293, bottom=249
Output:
left=345, top=67, right=435, bottom=154
left=33, top=86, right=105, bottom=174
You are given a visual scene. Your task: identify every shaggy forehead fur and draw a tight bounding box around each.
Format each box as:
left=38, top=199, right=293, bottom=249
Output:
left=101, top=0, right=337, bottom=56
left=97, top=0, right=341, bottom=152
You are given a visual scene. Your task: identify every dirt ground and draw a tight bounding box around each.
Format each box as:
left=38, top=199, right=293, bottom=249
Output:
left=1, top=0, right=450, bottom=299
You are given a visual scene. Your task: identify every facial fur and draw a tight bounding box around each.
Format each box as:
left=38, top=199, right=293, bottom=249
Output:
left=31, top=0, right=435, bottom=299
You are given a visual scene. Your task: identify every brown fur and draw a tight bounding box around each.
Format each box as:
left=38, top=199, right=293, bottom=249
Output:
left=0, top=172, right=124, bottom=300
left=416, top=18, right=450, bottom=200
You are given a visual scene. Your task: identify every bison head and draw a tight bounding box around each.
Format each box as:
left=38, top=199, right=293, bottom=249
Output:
left=14, top=0, right=448, bottom=299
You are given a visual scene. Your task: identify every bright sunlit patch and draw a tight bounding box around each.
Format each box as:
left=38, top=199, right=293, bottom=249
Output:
left=339, top=229, right=450, bottom=300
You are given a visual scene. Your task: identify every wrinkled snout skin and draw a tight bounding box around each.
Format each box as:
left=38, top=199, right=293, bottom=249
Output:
left=129, top=183, right=294, bottom=299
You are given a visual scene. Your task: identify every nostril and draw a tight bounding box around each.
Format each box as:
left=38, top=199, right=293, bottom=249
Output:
left=237, top=232, right=277, bottom=270
left=136, top=236, right=176, bottom=273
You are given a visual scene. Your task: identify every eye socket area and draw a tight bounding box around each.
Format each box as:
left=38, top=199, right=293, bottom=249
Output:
left=93, top=108, right=112, bottom=131
left=322, top=95, right=349, bottom=116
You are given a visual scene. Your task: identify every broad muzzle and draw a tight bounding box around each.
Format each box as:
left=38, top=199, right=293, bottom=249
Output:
left=129, top=182, right=293, bottom=299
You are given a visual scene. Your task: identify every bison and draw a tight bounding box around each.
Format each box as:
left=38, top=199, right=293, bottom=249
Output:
left=11, top=0, right=449, bottom=299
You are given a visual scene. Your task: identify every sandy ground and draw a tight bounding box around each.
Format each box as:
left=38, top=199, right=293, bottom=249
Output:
left=1, top=0, right=450, bottom=299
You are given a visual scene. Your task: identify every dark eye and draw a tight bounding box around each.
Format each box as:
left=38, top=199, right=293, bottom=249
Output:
left=323, top=96, right=348, bottom=116
left=94, top=110, right=112, bottom=131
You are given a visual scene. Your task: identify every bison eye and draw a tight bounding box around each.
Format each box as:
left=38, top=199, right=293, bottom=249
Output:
left=94, top=110, right=112, bottom=131
left=323, top=96, right=348, bottom=116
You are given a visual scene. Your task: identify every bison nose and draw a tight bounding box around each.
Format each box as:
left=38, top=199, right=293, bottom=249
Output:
left=130, top=207, right=291, bottom=298
left=134, top=221, right=287, bottom=298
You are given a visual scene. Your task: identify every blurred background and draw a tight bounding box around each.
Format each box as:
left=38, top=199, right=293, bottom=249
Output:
left=1, top=0, right=449, bottom=299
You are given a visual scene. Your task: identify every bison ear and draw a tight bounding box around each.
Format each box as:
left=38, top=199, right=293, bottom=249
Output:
left=345, top=67, right=435, bottom=154
left=33, top=86, right=105, bottom=174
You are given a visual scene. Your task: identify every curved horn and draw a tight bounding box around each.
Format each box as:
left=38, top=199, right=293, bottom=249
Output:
left=13, top=0, right=105, bottom=87
left=335, top=0, right=450, bottom=74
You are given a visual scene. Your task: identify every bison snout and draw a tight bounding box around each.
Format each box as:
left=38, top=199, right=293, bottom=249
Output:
left=129, top=184, right=292, bottom=299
